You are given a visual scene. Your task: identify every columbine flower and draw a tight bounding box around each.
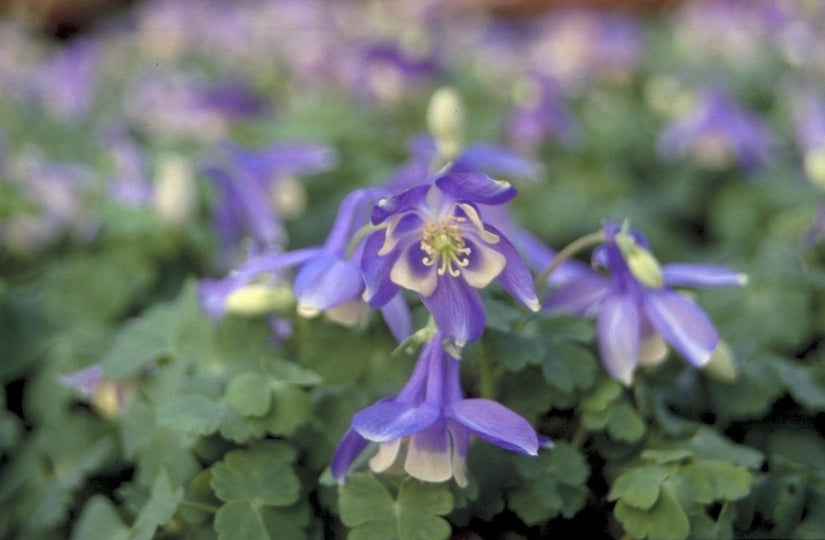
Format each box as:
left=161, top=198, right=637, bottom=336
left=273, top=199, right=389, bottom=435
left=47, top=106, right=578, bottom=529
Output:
left=657, top=86, right=774, bottom=170
left=199, top=188, right=413, bottom=342
left=331, top=332, right=540, bottom=486
left=543, top=222, right=747, bottom=386
left=362, top=172, right=539, bottom=346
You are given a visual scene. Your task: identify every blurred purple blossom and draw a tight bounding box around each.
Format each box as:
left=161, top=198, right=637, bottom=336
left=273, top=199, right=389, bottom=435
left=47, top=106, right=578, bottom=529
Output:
left=657, top=86, right=774, bottom=170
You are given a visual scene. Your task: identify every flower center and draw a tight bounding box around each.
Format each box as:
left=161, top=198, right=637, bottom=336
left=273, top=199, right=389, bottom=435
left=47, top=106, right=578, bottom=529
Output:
left=420, top=220, right=471, bottom=277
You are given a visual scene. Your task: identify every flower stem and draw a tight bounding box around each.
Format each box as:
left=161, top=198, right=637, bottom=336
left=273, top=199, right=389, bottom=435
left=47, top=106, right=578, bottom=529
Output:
left=534, top=230, right=605, bottom=294
left=346, top=222, right=386, bottom=258
left=478, top=342, right=496, bottom=400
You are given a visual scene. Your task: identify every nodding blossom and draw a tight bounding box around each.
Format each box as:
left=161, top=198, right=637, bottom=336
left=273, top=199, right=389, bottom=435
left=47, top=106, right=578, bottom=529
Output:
left=331, top=331, right=540, bottom=487
left=543, top=222, right=747, bottom=385
left=362, top=171, right=540, bottom=346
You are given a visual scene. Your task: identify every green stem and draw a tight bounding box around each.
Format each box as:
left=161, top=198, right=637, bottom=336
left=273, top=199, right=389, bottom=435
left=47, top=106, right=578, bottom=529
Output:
left=534, top=231, right=605, bottom=294
left=346, top=222, right=386, bottom=258
left=477, top=343, right=496, bottom=400
left=570, top=421, right=588, bottom=450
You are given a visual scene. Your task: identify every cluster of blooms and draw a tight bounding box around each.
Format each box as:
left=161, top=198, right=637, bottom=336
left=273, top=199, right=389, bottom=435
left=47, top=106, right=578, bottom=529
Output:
left=195, top=87, right=746, bottom=485
left=6, top=0, right=818, bottom=486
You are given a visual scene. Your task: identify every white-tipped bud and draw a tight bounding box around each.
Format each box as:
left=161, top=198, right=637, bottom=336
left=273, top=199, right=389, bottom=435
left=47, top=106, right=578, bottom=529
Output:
left=427, top=86, right=464, bottom=161
left=702, top=341, right=738, bottom=382
left=225, top=283, right=294, bottom=316
left=616, top=232, right=664, bottom=289
left=153, top=154, right=196, bottom=227
left=804, top=145, right=825, bottom=191
left=270, top=175, right=308, bottom=219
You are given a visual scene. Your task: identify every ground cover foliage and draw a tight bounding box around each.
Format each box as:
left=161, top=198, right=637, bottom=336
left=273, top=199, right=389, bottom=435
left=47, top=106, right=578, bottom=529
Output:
left=2, top=1, right=825, bottom=538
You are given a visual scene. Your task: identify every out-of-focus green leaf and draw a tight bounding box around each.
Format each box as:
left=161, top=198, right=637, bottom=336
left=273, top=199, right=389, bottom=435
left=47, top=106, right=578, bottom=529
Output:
left=129, top=468, right=183, bottom=540
left=609, top=465, right=670, bottom=510
left=210, top=442, right=300, bottom=507
left=156, top=393, right=225, bottom=437
left=71, top=496, right=129, bottom=540
left=225, top=372, right=272, bottom=417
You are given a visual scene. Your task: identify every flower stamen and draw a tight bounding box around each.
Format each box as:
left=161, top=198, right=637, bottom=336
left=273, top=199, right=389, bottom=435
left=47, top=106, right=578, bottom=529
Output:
left=421, top=220, right=472, bottom=277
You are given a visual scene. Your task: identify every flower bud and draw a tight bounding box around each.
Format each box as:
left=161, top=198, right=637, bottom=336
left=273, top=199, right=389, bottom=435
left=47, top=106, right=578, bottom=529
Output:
left=225, top=283, right=294, bottom=316
left=153, top=154, right=196, bottom=227
left=804, top=145, right=825, bottom=190
left=427, top=87, right=464, bottom=161
left=616, top=232, right=664, bottom=288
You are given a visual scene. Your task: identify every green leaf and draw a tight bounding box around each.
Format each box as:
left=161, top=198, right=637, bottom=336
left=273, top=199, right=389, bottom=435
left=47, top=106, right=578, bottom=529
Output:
left=488, top=329, right=545, bottom=372
left=267, top=358, right=323, bottom=386
left=71, top=496, right=129, bottom=540
left=218, top=407, right=268, bottom=444
left=265, top=382, right=312, bottom=436
left=614, top=484, right=690, bottom=540
left=606, top=401, right=647, bottom=443
left=690, top=427, right=764, bottom=470
left=695, top=460, right=753, bottom=501
left=540, top=342, right=598, bottom=394
left=338, top=474, right=395, bottom=530
left=102, top=303, right=176, bottom=379
left=772, top=357, right=825, bottom=411
left=210, top=442, right=300, bottom=507
left=609, top=465, right=670, bottom=510
left=225, top=373, right=272, bottom=417
left=129, top=469, right=184, bottom=540
left=338, top=474, right=454, bottom=540
left=509, top=443, right=589, bottom=524
left=214, top=501, right=308, bottom=540
left=156, top=394, right=225, bottom=437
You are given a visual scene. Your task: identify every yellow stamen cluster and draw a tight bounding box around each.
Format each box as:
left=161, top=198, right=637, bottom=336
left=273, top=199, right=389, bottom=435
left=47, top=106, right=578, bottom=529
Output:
left=420, top=220, right=471, bottom=277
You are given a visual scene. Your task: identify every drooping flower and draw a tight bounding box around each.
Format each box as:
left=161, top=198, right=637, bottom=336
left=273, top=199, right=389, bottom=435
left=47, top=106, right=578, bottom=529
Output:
left=331, top=331, right=540, bottom=486
left=199, top=188, right=413, bottom=343
left=657, top=86, right=774, bottom=170
left=543, top=222, right=747, bottom=385
left=362, top=171, right=539, bottom=346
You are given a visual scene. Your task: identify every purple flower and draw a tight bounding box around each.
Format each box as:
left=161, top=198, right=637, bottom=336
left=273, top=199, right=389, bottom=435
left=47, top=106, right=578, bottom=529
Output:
left=349, top=42, right=440, bottom=103
left=363, top=172, right=539, bottom=346
left=506, top=72, right=580, bottom=154
left=200, top=188, right=413, bottom=343
left=543, top=222, right=747, bottom=385
left=657, top=86, right=774, bottom=170
left=528, top=7, right=643, bottom=93
left=207, top=140, right=337, bottom=261
left=331, top=331, right=540, bottom=486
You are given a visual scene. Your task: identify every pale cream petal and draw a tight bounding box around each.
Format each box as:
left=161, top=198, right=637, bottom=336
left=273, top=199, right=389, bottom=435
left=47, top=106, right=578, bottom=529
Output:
left=369, top=440, right=402, bottom=473
left=461, top=245, right=507, bottom=289
left=639, top=334, right=669, bottom=367
left=457, top=203, right=499, bottom=244
left=391, top=256, right=438, bottom=297
left=404, top=440, right=454, bottom=483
